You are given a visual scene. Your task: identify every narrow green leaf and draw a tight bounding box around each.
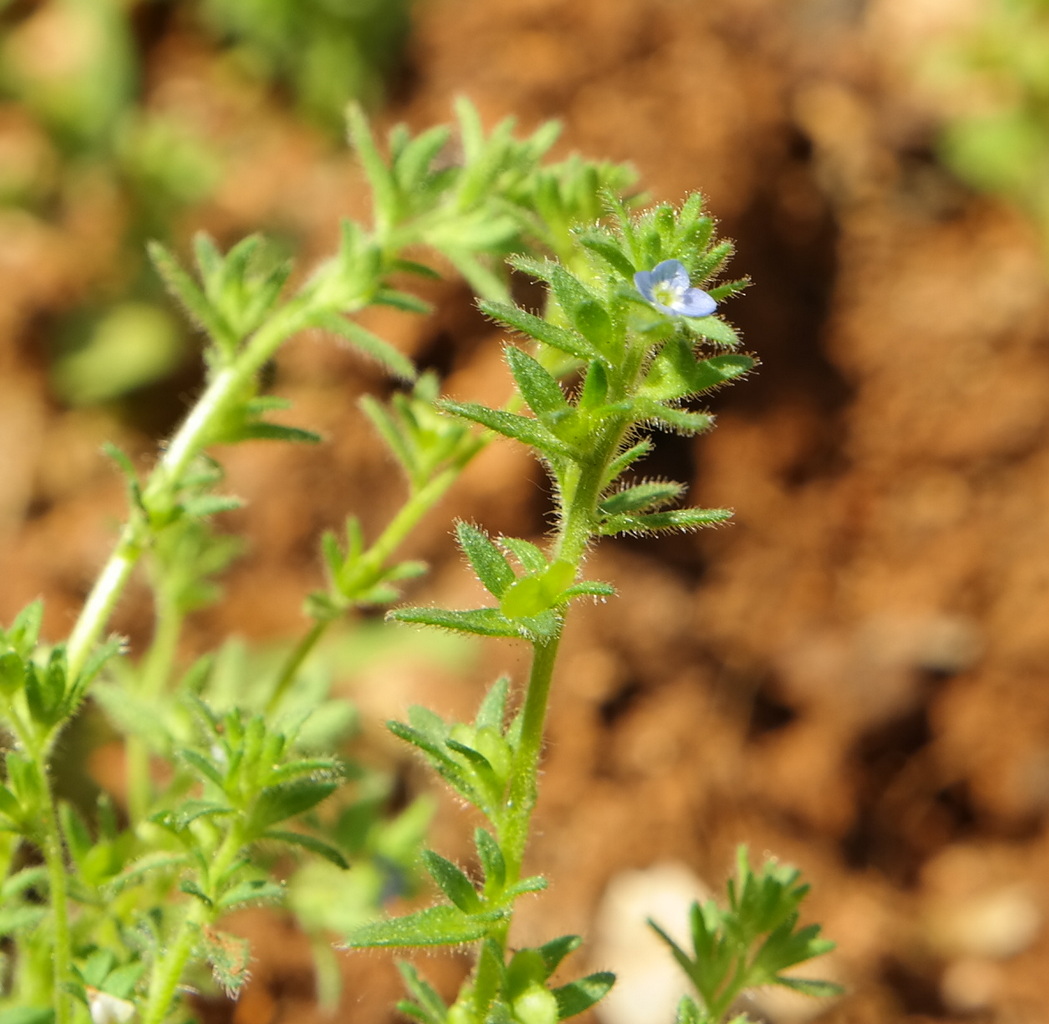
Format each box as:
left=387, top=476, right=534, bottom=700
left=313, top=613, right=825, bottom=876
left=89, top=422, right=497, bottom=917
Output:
left=505, top=346, right=571, bottom=423
left=691, top=353, right=756, bottom=392
left=536, top=935, right=582, bottom=977
left=560, top=581, right=616, bottom=600
left=396, top=962, right=448, bottom=1024
left=177, top=748, right=226, bottom=789
left=439, top=401, right=576, bottom=460
left=456, top=522, right=517, bottom=598
left=385, top=721, right=479, bottom=802
left=775, top=977, right=845, bottom=999
left=0, top=652, right=25, bottom=695
left=479, top=301, right=596, bottom=361
left=374, top=287, right=433, bottom=315
left=360, top=395, right=418, bottom=479
left=8, top=599, right=44, bottom=654
left=552, top=972, right=616, bottom=1020
left=578, top=235, right=636, bottom=278
left=262, top=830, right=349, bottom=870
left=422, top=850, right=482, bottom=913
left=600, top=508, right=733, bottom=536
left=248, top=778, right=338, bottom=833
left=390, top=606, right=529, bottom=640
left=682, top=315, right=740, bottom=348
left=475, top=676, right=510, bottom=733
left=181, top=495, right=244, bottom=518
left=504, top=875, right=548, bottom=899
left=315, top=312, right=417, bottom=381
left=230, top=422, right=322, bottom=445
left=217, top=878, right=285, bottom=912
left=638, top=402, right=715, bottom=435
left=0, top=786, right=23, bottom=825
left=498, top=537, right=548, bottom=575
left=475, top=829, right=506, bottom=891
left=599, top=482, right=685, bottom=515
left=347, top=103, right=399, bottom=233
left=148, top=240, right=230, bottom=347
left=346, top=905, right=497, bottom=949
left=392, top=124, right=452, bottom=191
left=180, top=880, right=214, bottom=908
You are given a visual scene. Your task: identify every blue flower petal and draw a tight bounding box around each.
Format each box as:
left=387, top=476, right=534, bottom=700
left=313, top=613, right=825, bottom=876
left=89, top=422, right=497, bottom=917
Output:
left=634, top=259, right=717, bottom=318
left=676, top=288, right=717, bottom=318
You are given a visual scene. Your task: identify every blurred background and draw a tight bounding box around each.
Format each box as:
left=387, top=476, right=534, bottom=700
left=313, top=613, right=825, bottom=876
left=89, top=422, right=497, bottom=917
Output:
left=3, top=0, right=1049, bottom=1021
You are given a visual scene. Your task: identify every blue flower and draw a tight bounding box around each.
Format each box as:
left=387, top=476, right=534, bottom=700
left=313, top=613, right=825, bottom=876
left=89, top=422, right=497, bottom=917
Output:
left=634, top=259, right=717, bottom=318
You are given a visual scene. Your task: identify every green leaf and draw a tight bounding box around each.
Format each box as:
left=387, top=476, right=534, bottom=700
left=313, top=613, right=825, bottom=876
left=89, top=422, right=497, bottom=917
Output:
left=599, top=507, right=733, bottom=536
left=479, top=301, right=596, bottom=362
left=599, top=481, right=685, bottom=515
left=314, top=312, right=417, bottom=381
left=248, top=778, right=338, bottom=834
left=536, top=935, right=582, bottom=977
left=501, top=575, right=558, bottom=619
left=635, top=400, right=715, bottom=435
left=180, top=879, right=214, bottom=908
left=560, top=581, right=616, bottom=601
left=775, top=976, right=845, bottom=999
left=578, top=235, right=636, bottom=278
left=682, top=315, right=741, bottom=348
left=457, top=522, right=517, bottom=598
left=475, top=828, right=506, bottom=892
left=396, top=962, right=448, bottom=1024
left=262, top=829, right=349, bottom=870
left=177, top=748, right=226, bottom=789
left=390, top=606, right=530, bottom=640
left=498, top=537, right=548, bottom=575
left=691, top=353, right=756, bottom=391
left=347, top=103, right=399, bottom=233
left=385, top=721, right=478, bottom=802
left=552, top=972, right=616, bottom=1020
left=0, top=651, right=25, bottom=696
left=505, top=346, right=571, bottom=424
left=346, top=904, right=499, bottom=949
left=217, top=878, right=285, bottom=912
left=360, top=395, right=416, bottom=477
left=439, top=401, right=577, bottom=460
left=572, top=300, right=614, bottom=354
left=148, top=239, right=230, bottom=348
left=475, top=676, right=510, bottom=733
left=422, top=850, right=482, bottom=913
left=392, top=124, right=452, bottom=190
left=0, top=785, right=24, bottom=826
left=7, top=599, right=44, bottom=655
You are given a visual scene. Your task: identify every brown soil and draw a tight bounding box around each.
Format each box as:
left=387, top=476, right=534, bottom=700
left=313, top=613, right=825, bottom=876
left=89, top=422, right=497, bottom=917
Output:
left=3, top=1, right=1049, bottom=1022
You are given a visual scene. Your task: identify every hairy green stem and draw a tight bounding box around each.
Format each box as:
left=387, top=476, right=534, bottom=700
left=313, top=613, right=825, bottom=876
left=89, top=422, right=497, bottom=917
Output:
left=31, top=756, right=73, bottom=1024
left=66, top=303, right=314, bottom=683
left=141, top=823, right=245, bottom=1024
left=501, top=633, right=562, bottom=882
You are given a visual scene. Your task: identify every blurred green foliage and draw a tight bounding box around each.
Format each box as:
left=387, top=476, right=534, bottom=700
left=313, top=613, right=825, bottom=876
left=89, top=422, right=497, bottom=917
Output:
left=927, top=0, right=1049, bottom=244
left=0, top=0, right=413, bottom=404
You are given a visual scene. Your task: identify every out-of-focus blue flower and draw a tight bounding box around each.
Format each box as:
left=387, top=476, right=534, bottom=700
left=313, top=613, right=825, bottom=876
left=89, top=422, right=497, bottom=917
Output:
left=634, top=259, right=717, bottom=318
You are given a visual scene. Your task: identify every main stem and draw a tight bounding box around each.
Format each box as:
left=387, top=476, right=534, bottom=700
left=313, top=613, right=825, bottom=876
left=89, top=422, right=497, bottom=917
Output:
left=65, top=303, right=310, bottom=681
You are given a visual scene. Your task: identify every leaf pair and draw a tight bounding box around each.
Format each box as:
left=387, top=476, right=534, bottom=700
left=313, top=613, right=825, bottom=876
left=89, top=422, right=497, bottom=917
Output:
left=391, top=525, right=614, bottom=643
left=394, top=934, right=614, bottom=1024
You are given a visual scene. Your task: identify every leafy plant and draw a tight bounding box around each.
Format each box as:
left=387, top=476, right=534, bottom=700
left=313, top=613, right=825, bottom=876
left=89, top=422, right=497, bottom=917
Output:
left=0, top=99, right=842, bottom=1024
